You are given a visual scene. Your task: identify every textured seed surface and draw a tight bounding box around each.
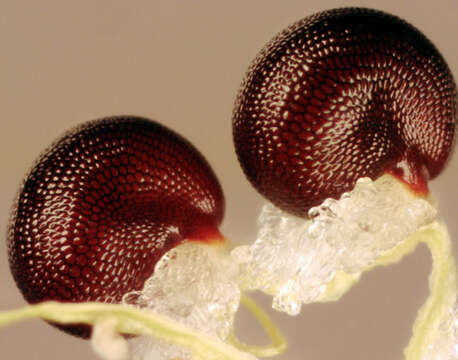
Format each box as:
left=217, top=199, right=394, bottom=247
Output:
left=8, top=116, right=224, bottom=337
left=233, top=7, right=457, bottom=217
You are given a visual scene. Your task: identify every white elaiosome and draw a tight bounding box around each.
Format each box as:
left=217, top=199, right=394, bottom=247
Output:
left=122, top=242, right=241, bottom=360
left=231, top=175, right=437, bottom=315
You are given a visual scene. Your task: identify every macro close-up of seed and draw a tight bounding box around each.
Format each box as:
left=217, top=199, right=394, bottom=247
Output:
left=233, top=7, right=456, bottom=217
left=7, top=116, right=226, bottom=338
left=1, top=2, right=457, bottom=360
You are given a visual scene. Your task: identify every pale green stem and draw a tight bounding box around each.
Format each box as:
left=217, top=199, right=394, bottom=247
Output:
left=404, top=223, right=457, bottom=359
left=0, top=295, right=285, bottom=359
left=320, top=221, right=457, bottom=359
left=227, top=294, right=287, bottom=357
left=0, top=302, right=254, bottom=360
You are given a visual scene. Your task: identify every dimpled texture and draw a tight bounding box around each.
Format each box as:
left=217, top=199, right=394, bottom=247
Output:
left=8, top=116, right=224, bottom=337
left=233, top=7, right=457, bottom=217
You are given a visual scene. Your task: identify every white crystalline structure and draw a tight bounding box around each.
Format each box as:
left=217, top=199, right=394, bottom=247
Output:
left=424, top=299, right=458, bottom=360
left=232, top=175, right=437, bottom=315
left=122, top=242, right=241, bottom=360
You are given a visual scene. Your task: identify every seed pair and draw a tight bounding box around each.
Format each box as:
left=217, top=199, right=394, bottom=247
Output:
left=7, top=7, right=457, bottom=340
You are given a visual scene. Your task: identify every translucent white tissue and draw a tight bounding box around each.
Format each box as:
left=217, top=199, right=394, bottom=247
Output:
left=231, top=175, right=437, bottom=315
left=122, top=242, right=241, bottom=360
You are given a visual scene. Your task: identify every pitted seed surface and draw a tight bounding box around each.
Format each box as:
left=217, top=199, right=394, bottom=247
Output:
left=8, top=116, right=224, bottom=337
left=233, top=8, right=457, bottom=217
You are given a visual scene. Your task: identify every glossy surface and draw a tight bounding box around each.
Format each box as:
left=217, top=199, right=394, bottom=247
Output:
left=8, top=116, right=224, bottom=337
left=233, top=7, right=457, bottom=217
left=1, top=3, right=458, bottom=360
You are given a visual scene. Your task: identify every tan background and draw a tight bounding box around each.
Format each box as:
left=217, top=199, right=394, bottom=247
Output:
left=1, top=1, right=457, bottom=359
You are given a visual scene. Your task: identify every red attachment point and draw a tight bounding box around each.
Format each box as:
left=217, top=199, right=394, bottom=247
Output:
left=385, top=149, right=431, bottom=197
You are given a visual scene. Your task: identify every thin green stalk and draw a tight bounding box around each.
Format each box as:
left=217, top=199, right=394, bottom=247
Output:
left=0, top=294, right=286, bottom=359
left=404, top=222, right=457, bottom=359
left=319, top=221, right=457, bottom=359
left=0, top=302, right=256, bottom=360
left=227, top=294, right=287, bottom=357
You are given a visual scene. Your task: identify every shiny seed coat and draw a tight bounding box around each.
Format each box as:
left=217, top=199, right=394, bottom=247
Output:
left=233, top=8, right=457, bottom=217
left=8, top=116, right=224, bottom=337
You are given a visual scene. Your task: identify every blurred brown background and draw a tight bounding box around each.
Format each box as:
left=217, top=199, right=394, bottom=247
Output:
left=1, top=1, right=457, bottom=359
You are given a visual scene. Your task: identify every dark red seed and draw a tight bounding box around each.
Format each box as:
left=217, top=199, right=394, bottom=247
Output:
left=8, top=116, right=225, bottom=337
left=233, top=7, right=457, bottom=218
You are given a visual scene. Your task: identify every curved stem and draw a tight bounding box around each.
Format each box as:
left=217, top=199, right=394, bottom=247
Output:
left=0, top=302, right=256, bottom=360
left=319, top=221, right=457, bottom=359
left=227, top=294, right=287, bottom=357
left=404, top=222, right=457, bottom=359
left=0, top=294, right=286, bottom=359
